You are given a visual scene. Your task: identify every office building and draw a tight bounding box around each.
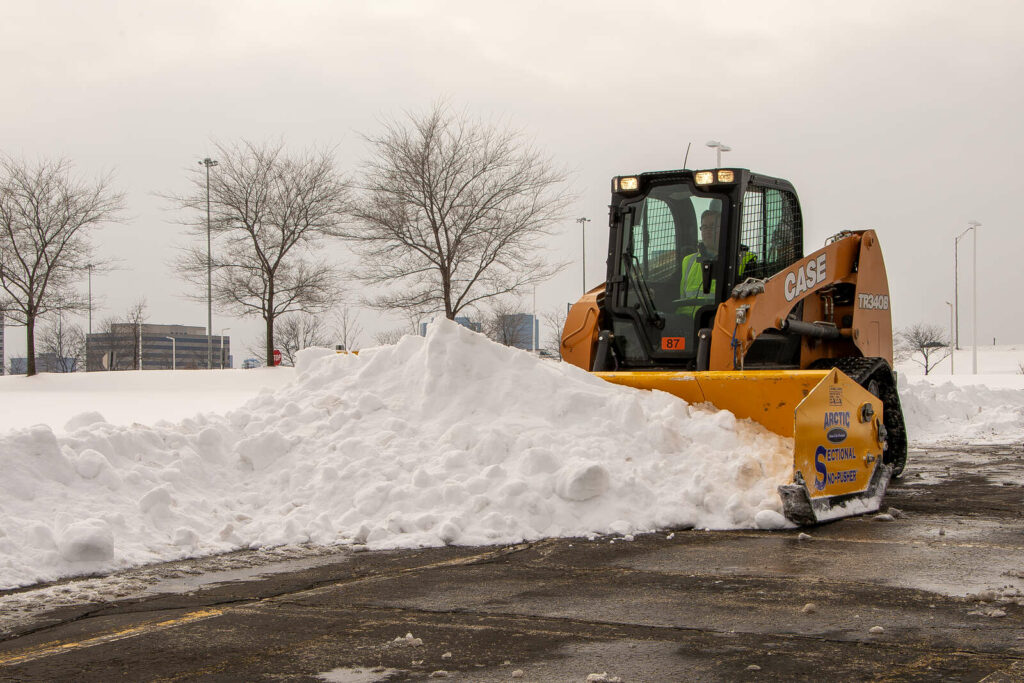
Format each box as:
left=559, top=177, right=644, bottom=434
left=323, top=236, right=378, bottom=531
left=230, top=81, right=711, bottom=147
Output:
left=496, top=313, right=539, bottom=351
left=86, top=324, right=231, bottom=370
left=9, top=353, right=79, bottom=374
left=419, top=316, right=482, bottom=336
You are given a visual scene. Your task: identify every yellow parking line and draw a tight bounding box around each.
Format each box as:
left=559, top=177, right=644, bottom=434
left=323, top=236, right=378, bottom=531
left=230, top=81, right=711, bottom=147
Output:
left=0, top=607, right=223, bottom=667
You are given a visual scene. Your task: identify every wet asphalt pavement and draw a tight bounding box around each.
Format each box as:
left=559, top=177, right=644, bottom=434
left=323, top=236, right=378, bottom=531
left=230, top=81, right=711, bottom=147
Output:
left=1, top=445, right=1022, bottom=682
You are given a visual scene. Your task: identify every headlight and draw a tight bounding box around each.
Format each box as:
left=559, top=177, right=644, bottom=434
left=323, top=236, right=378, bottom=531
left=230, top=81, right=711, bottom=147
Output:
left=695, top=170, right=735, bottom=185
left=615, top=176, right=639, bottom=193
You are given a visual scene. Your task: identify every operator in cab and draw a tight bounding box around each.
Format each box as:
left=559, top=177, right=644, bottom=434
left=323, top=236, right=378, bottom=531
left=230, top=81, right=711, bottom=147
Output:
left=679, top=209, right=755, bottom=306
left=680, top=210, right=721, bottom=301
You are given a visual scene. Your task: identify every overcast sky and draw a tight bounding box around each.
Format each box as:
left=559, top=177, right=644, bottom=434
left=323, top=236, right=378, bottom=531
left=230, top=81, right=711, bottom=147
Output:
left=2, top=0, right=1022, bottom=363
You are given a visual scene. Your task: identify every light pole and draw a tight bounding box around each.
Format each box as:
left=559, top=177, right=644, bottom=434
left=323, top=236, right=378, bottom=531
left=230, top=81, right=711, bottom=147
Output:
left=165, top=336, right=176, bottom=370
left=86, top=263, right=93, bottom=335
left=220, top=327, right=231, bottom=369
left=577, top=217, right=590, bottom=294
left=953, top=221, right=979, bottom=352
left=706, top=140, right=732, bottom=167
left=532, top=285, right=538, bottom=353
left=970, top=221, right=980, bottom=374
left=945, top=301, right=954, bottom=375
left=199, top=157, right=218, bottom=369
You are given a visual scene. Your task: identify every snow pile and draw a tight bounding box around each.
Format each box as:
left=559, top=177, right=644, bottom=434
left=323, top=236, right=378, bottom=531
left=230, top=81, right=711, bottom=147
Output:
left=900, top=375, right=1024, bottom=445
left=0, top=321, right=793, bottom=589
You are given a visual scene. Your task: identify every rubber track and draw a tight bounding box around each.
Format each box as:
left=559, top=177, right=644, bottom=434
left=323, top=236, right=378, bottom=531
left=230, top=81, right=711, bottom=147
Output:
left=809, top=357, right=908, bottom=477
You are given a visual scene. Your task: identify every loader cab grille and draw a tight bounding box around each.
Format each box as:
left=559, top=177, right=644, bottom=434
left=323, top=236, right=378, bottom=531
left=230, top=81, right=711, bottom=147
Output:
left=738, top=187, right=803, bottom=281
left=737, top=185, right=805, bottom=369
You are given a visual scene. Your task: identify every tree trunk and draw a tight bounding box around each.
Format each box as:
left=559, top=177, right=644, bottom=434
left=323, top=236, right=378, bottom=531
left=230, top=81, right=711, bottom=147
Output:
left=265, top=285, right=275, bottom=367
left=265, top=314, right=275, bottom=367
left=444, top=287, right=455, bottom=320
left=25, top=315, right=36, bottom=376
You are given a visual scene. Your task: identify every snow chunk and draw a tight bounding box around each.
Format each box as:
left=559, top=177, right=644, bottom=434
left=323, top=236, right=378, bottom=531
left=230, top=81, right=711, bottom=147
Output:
left=74, top=449, right=113, bottom=480
left=587, top=674, right=623, bottom=683
left=754, top=509, right=789, bottom=529
left=58, top=519, right=114, bottom=562
left=139, top=486, right=174, bottom=515
left=234, top=430, right=295, bottom=471
left=64, top=412, right=108, bottom=431
left=555, top=461, right=610, bottom=502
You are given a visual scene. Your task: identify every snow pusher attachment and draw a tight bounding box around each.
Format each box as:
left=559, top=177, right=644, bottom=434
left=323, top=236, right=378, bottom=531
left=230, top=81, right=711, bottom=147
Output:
left=595, top=367, right=890, bottom=524
left=562, top=166, right=907, bottom=525
left=783, top=367, right=890, bottom=524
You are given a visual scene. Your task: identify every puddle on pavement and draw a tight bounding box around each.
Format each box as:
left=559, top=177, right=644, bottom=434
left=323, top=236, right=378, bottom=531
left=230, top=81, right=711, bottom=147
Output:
left=317, top=667, right=402, bottom=682
left=147, top=552, right=348, bottom=595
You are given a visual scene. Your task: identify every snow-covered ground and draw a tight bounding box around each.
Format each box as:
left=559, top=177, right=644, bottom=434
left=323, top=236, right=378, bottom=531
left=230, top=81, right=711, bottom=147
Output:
left=897, top=345, right=1024, bottom=445
left=1, top=321, right=1022, bottom=591
left=0, top=366, right=295, bottom=431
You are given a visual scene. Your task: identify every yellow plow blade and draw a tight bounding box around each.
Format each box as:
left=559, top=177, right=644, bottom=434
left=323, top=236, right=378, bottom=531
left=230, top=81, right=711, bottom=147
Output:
left=595, top=368, right=891, bottom=525
left=595, top=369, right=830, bottom=437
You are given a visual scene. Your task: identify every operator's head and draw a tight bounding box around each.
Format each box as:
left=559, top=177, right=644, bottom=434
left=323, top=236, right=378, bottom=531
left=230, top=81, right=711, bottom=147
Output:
left=700, top=210, right=720, bottom=249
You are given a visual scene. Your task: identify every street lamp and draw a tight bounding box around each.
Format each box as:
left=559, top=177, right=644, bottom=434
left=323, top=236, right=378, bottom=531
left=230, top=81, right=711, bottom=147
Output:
left=220, top=327, right=231, bottom=369
left=944, top=301, right=954, bottom=375
left=970, top=220, right=980, bottom=374
left=953, top=221, right=978, bottom=352
left=954, top=221, right=980, bottom=373
left=164, top=336, right=176, bottom=370
left=86, top=263, right=93, bottom=335
left=706, top=140, right=732, bottom=167
left=577, top=216, right=591, bottom=294
left=532, top=285, right=538, bottom=353
left=199, top=157, right=218, bottom=369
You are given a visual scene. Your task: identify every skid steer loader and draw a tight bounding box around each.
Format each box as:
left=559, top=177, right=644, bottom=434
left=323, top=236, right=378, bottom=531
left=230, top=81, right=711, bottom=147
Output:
left=561, top=168, right=907, bottom=525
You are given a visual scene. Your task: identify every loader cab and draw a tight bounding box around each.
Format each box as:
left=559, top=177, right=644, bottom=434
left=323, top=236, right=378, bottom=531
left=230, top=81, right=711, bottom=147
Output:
left=601, top=169, right=803, bottom=369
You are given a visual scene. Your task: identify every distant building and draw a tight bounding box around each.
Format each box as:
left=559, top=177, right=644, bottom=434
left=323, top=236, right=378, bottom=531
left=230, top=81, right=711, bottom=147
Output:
left=86, top=324, right=231, bottom=371
left=9, top=353, right=79, bottom=374
left=242, top=358, right=261, bottom=369
left=497, top=313, right=539, bottom=351
left=419, top=316, right=482, bottom=336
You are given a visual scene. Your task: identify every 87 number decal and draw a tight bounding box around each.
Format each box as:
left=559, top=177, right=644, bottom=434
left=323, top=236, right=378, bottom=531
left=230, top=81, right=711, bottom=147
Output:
left=661, top=337, right=685, bottom=351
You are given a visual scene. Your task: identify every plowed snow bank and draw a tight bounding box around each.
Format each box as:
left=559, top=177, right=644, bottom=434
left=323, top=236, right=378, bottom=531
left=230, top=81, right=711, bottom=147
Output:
left=0, top=321, right=794, bottom=589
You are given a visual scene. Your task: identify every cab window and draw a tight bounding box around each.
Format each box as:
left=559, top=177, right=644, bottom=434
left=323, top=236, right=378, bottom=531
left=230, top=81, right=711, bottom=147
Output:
left=740, top=187, right=802, bottom=280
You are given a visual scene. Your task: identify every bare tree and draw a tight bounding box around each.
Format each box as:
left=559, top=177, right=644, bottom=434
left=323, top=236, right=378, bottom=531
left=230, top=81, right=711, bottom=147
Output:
left=542, top=306, right=568, bottom=358
left=0, top=157, right=124, bottom=375
left=88, top=315, right=135, bottom=371
left=38, top=316, right=86, bottom=372
left=274, top=312, right=332, bottom=366
left=343, top=102, right=572, bottom=321
left=896, top=323, right=950, bottom=375
left=373, top=327, right=408, bottom=346
left=169, top=140, right=349, bottom=367
left=484, top=299, right=533, bottom=348
left=124, top=298, right=147, bottom=370
left=332, top=306, right=363, bottom=351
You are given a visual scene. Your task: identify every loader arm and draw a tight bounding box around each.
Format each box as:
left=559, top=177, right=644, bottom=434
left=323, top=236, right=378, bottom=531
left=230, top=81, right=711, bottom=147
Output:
left=709, top=230, right=893, bottom=371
